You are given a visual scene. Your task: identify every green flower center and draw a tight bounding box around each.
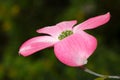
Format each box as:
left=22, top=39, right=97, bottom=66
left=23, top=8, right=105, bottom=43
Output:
left=58, top=30, right=73, bottom=40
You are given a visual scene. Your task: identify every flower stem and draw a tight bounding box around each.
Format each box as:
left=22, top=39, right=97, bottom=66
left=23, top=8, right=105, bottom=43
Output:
left=80, top=66, right=120, bottom=79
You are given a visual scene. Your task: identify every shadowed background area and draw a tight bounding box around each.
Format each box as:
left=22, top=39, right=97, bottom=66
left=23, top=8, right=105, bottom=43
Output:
left=0, top=0, right=120, bottom=80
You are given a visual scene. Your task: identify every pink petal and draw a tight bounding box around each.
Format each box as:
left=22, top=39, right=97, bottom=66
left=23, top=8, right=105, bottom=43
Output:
left=73, top=12, right=110, bottom=32
left=54, top=31, right=97, bottom=67
left=36, top=20, right=77, bottom=38
left=19, top=36, right=57, bottom=56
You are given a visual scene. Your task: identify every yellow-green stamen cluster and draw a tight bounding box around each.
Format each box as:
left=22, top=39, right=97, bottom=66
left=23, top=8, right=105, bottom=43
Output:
left=58, top=30, right=73, bottom=40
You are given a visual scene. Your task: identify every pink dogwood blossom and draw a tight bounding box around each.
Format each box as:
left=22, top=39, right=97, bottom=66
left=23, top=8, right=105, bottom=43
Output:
left=19, top=12, right=110, bottom=67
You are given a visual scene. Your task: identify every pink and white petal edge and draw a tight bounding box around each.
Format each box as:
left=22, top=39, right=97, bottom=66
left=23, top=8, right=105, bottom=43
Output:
left=74, top=12, right=110, bottom=32
left=36, top=20, right=77, bottom=38
left=19, top=36, right=57, bottom=56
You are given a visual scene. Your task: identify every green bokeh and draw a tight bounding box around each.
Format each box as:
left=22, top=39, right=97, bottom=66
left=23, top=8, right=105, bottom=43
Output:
left=0, top=0, right=120, bottom=80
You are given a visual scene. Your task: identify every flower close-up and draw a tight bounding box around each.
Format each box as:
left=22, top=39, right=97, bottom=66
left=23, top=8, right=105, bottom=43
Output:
left=19, top=12, right=110, bottom=67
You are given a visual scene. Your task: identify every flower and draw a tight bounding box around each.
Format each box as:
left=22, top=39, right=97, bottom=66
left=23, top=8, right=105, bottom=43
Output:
left=19, top=12, right=110, bottom=67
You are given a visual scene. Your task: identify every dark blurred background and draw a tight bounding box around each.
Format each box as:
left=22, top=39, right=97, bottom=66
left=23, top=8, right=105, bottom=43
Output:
left=0, top=0, right=120, bottom=80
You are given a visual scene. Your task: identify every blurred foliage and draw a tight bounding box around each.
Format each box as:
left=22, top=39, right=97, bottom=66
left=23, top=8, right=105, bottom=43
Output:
left=0, top=0, right=120, bottom=80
